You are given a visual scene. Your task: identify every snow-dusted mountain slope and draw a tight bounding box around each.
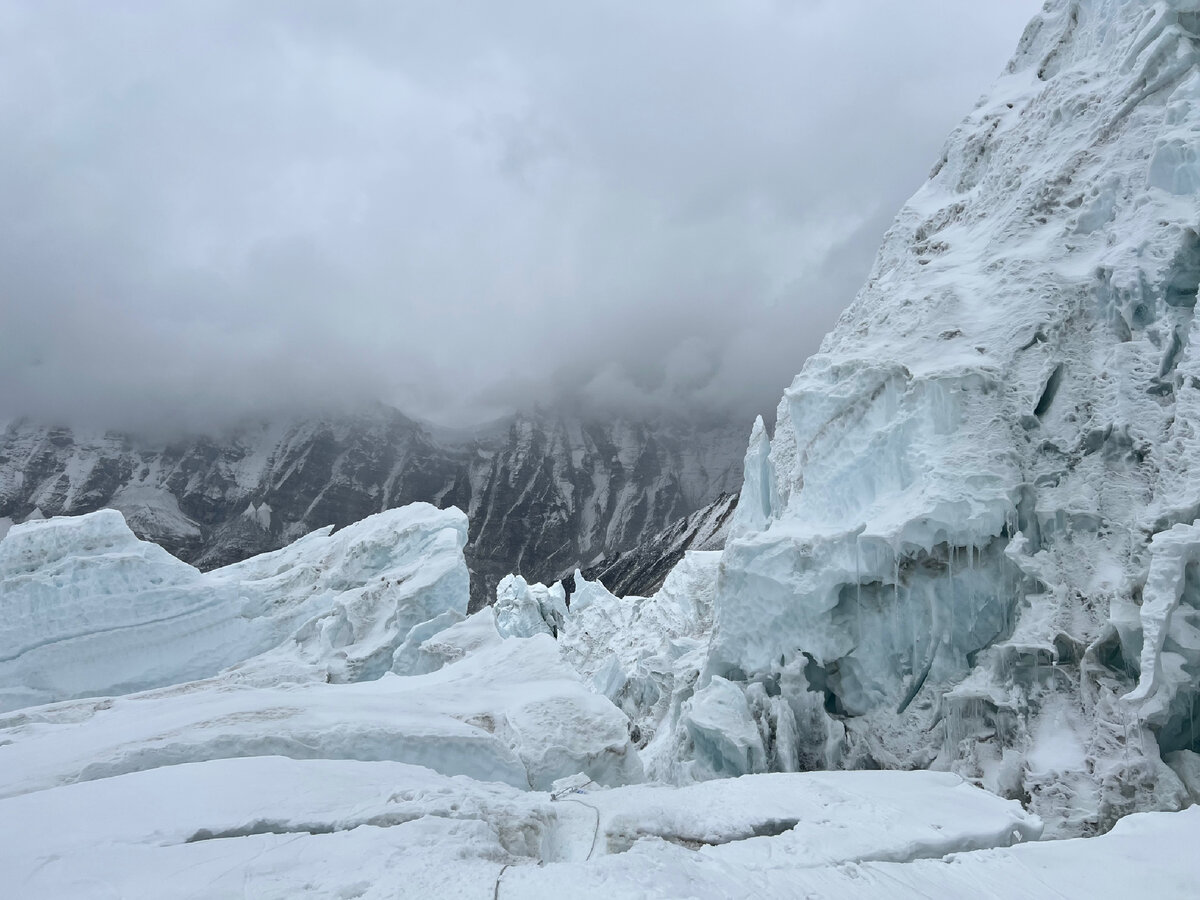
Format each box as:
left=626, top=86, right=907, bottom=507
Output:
left=0, top=408, right=744, bottom=608
left=575, top=491, right=738, bottom=598
left=610, top=0, right=1200, bottom=838
left=466, top=411, right=744, bottom=606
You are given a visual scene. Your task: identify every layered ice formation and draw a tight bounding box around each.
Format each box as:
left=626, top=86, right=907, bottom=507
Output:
left=0, top=504, right=469, bottom=711
left=620, top=0, right=1200, bottom=837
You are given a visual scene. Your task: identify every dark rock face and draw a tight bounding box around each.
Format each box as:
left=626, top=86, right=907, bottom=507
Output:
left=0, top=407, right=745, bottom=607
left=465, top=415, right=744, bottom=609
left=573, top=491, right=739, bottom=599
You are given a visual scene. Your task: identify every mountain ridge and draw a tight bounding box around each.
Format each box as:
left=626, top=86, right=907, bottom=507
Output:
left=0, top=406, right=746, bottom=607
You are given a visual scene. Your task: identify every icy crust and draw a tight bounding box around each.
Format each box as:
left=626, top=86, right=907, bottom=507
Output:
left=0, top=505, right=469, bottom=711
left=658, top=0, right=1200, bottom=836
left=0, top=759, right=1056, bottom=900
left=0, top=631, right=642, bottom=796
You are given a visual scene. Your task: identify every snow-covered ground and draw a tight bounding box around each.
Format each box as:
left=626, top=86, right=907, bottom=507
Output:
left=0, top=760, right=1056, bottom=899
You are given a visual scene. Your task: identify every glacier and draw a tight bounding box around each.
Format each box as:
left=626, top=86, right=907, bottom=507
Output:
left=1, top=498, right=1197, bottom=895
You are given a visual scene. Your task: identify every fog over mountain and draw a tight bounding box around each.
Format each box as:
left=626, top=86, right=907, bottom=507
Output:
left=1, top=1, right=1040, bottom=432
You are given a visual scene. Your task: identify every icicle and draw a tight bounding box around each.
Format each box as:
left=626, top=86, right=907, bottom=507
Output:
left=890, top=550, right=902, bottom=667
left=947, top=543, right=955, bottom=652
left=1121, top=706, right=1131, bottom=769
left=855, top=536, right=864, bottom=646
left=910, top=580, right=920, bottom=673
left=1190, top=692, right=1196, bottom=751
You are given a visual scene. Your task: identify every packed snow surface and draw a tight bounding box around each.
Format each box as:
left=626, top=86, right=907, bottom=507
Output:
left=0, top=758, right=1068, bottom=899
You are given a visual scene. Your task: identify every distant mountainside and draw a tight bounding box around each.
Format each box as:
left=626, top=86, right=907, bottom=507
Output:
left=0, top=407, right=746, bottom=607
left=573, top=491, right=738, bottom=599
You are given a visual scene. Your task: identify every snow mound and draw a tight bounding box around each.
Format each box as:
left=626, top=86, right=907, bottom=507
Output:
left=0, top=504, right=468, bottom=711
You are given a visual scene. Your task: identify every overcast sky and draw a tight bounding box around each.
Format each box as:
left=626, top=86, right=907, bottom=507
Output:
left=0, top=1, right=1044, bottom=432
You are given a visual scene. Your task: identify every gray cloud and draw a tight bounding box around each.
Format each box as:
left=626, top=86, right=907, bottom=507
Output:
left=0, top=0, right=1043, bottom=432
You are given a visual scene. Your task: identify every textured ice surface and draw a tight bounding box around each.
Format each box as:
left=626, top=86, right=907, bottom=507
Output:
left=557, top=552, right=721, bottom=778
left=0, top=504, right=469, bottom=711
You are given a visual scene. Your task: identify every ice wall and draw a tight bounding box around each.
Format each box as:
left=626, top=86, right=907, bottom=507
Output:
left=0, top=504, right=469, bottom=710
left=671, top=0, right=1200, bottom=836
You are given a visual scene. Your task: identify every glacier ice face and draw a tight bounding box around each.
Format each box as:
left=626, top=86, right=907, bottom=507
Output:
left=0, top=510, right=250, bottom=712
left=627, top=0, right=1200, bottom=837
left=0, top=503, right=470, bottom=711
